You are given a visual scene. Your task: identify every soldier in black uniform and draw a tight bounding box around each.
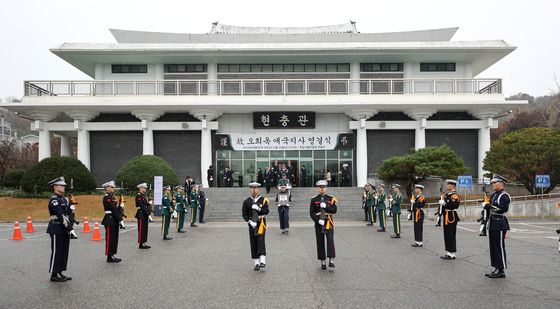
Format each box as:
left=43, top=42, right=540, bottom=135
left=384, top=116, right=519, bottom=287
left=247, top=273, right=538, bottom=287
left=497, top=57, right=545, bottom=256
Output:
left=135, top=183, right=151, bottom=249
left=411, top=184, right=426, bottom=248
left=46, top=176, right=73, bottom=282
left=310, top=180, right=338, bottom=270
left=242, top=182, right=270, bottom=271
left=441, top=179, right=460, bottom=260
left=485, top=174, right=511, bottom=278
left=101, top=181, right=123, bottom=262
left=207, top=165, right=214, bottom=187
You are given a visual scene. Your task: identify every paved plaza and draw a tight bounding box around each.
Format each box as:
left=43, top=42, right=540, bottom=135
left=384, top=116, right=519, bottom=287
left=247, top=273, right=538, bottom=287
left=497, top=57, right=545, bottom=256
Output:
left=1, top=219, right=559, bottom=308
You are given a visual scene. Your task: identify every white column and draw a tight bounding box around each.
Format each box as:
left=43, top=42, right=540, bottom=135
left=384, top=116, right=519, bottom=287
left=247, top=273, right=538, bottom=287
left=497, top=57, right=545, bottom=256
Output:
left=350, top=62, right=360, bottom=94
left=38, top=125, right=51, bottom=161
left=414, top=118, right=427, bottom=149
left=77, top=128, right=90, bottom=169
left=207, top=62, right=218, bottom=95
left=60, top=135, right=72, bottom=157
left=478, top=119, right=492, bottom=182
left=142, top=120, right=154, bottom=155
left=200, top=120, right=212, bottom=187
left=356, top=118, right=368, bottom=187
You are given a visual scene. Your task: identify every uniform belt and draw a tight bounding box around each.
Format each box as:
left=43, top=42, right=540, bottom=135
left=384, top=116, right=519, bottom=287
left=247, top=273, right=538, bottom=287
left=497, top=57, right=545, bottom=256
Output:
left=490, top=212, right=505, bottom=217
left=50, top=215, right=59, bottom=220
left=163, top=206, right=168, bottom=209
left=105, top=211, right=112, bottom=214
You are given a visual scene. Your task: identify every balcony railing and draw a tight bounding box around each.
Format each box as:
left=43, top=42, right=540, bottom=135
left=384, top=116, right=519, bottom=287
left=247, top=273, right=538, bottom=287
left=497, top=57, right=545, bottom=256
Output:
left=23, top=78, right=502, bottom=97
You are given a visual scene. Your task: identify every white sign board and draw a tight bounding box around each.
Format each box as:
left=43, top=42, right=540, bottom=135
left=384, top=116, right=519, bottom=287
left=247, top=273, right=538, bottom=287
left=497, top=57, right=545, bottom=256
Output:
left=153, top=176, right=163, bottom=206
left=229, top=133, right=338, bottom=151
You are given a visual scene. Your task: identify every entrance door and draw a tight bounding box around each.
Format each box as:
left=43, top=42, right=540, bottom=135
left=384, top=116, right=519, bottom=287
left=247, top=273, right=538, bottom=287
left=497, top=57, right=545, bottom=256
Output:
left=271, top=160, right=299, bottom=187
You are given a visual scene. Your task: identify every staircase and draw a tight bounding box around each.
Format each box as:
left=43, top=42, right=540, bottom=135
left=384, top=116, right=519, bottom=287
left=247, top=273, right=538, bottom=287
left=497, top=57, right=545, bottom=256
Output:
left=202, top=187, right=364, bottom=222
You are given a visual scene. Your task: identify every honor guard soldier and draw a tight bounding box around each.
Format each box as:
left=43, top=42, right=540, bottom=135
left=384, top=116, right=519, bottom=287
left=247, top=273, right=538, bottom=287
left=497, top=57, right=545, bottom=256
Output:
left=441, top=179, right=460, bottom=260
left=101, top=181, right=123, bottom=263
left=411, top=184, right=426, bottom=247
left=189, top=185, right=199, bottom=227
left=376, top=184, right=387, bottom=232
left=174, top=186, right=187, bottom=233
left=47, top=176, right=74, bottom=282
left=161, top=185, right=174, bottom=240
left=390, top=184, right=403, bottom=238
left=135, top=183, right=152, bottom=249
left=365, top=184, right=376, bottom=226
left=242, top=182, right=270, bottom=271
left=310, top=180, right=338, bottom=270
left=276, top=184, right=292, bottom=234
left=361, top=186, right=368, bottom=221
left=485, top=174, right=511, bottom=279
left=198, top=185, right=207, bottom=224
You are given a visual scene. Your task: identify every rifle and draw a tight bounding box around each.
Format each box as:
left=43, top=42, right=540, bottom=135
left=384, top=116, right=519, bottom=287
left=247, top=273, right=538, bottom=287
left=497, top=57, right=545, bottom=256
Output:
left=251, top=196, right=260, bottom=236
left=118, top=181, right=127, bottom=228
left=320, top=195, right=326, bottom=234
left=407, top=182, right=414, bottom=220
left=435, top=182, right=444, bottom=226
left=68, top=178, right=79, bottom=225
left=147, top=181, right=154, bottom=222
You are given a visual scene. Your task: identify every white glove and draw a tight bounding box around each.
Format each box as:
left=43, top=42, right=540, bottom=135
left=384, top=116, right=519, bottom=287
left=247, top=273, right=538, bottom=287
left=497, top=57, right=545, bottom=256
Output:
left=148, top=215, right=154, bottom=222
left=119, top=221, right=125, bottom=228
left=318, top=219, right=325, bottom=226
left=251, top=204, right=260, bottom=211
left=439, top=199, right=445, bottom=206
left=70, top=205, right=76, bottom=211
left=70, top=230, right=78, bottom=239
left=248, top=220, right=257, bottom=228
left=320, top=202, right=326, bottom=209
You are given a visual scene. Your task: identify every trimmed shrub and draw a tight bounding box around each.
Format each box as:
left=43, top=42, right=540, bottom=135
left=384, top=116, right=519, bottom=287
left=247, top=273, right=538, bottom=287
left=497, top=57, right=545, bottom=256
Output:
left=3, top=169, right=26, bottom=188
left=21, top=157, right=96, bottom=193
left=116, top=155, right=179, bottom=191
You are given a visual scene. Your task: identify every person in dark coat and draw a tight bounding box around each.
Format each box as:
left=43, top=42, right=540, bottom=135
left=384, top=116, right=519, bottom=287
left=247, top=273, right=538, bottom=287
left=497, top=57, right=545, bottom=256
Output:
left=46, top=176, right=74, bottom=282
left=207, top=165, right=214, bottom=187
left=135, top=183, right=152, bottom=249
left=242, top=182, right=270, bottom=271
left=484, top=174, right=511, bottom=279
left=101, top=181, right=123, bottom=262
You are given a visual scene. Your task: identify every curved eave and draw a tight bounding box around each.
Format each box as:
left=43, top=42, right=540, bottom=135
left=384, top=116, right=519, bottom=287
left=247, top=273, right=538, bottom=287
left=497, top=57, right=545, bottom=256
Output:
left=50, top=40, right=516, bottom=78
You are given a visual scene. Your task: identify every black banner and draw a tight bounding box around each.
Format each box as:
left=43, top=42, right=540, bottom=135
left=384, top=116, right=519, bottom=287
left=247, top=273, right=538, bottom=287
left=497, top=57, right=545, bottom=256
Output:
left=253, top=112, right=315, bottom=129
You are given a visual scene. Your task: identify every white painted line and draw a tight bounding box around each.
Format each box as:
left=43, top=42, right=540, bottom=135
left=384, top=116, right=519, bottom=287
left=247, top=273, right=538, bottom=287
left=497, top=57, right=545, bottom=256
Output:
left=119, top=227, right=138, bottom=234
left=457, top=226, right=478, bottom=232
left=520, top=223, right=558, bottom=230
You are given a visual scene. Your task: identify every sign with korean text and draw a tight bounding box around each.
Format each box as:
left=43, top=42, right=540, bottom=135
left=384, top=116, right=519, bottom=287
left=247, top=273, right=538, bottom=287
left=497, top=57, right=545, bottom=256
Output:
left=253, top=112, right=315, bottom=129
left=457, top=175, right=472, bottom=189
left=215, top=133, right=353, bottom=151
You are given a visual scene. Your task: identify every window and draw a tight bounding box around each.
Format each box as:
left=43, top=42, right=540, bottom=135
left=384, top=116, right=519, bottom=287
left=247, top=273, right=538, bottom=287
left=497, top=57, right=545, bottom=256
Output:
left=420, top=63, right=456, bottom=72
left=112, top=65, right=148, bottom=74
left=360, top=63, right=403, bottom=72
left=164, top=64, right=207, bottom=73
left=216, top=64, right=351, bottom=73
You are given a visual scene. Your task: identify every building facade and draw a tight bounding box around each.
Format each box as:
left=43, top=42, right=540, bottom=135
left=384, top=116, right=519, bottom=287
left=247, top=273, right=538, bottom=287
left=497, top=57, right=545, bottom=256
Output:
left=3, top=22, right=527, bottom=187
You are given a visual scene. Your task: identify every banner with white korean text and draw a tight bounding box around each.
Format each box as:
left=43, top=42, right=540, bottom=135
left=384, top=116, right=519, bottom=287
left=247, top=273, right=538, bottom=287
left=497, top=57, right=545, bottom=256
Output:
left=215, top=133, right=353, bottom=151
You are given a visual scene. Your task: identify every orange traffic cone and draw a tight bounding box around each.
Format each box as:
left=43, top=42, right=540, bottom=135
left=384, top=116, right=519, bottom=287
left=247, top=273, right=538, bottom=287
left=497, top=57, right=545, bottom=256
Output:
left=25, top=216, right=36, bottom=233
left=10, top=221, right=25, bottom=240
left=82, top=216, right=92, bottom=233
left=91, top=222, right=103, bottom=241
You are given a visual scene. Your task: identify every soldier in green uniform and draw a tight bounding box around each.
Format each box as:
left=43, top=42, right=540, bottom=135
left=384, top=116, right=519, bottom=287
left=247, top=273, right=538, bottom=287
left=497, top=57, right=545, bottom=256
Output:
left=189, top=185, right=199, bottom=227
left=390, top=184, right=403, bottom=238
left=365, top=184, right=375, bottom=226
left=161, top=185, right=174, bottom=240
left=376, top=184, right=387, bottom=232
left=174, top=185, right=187, bottom=233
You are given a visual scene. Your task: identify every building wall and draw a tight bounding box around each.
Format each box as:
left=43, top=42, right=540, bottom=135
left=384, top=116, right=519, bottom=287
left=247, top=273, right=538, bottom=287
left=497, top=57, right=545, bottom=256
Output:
left=90, top=131, right=143, bottom=185
left=366, top=130, right=415, bottom=174
left=425, top=129, right=478, bottom=176
left=94, top=64, right=163, bottom=80
left=153, top=131, right=201, bottom=183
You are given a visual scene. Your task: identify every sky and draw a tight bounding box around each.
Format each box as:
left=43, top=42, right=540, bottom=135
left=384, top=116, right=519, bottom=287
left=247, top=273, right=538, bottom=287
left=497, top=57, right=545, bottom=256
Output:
left=0, top=0, right=558, bottom=99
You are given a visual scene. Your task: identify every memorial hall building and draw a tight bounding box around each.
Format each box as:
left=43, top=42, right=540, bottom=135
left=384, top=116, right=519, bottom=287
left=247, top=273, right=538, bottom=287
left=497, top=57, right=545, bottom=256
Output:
left=2, top=22, right=527, bottom=187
